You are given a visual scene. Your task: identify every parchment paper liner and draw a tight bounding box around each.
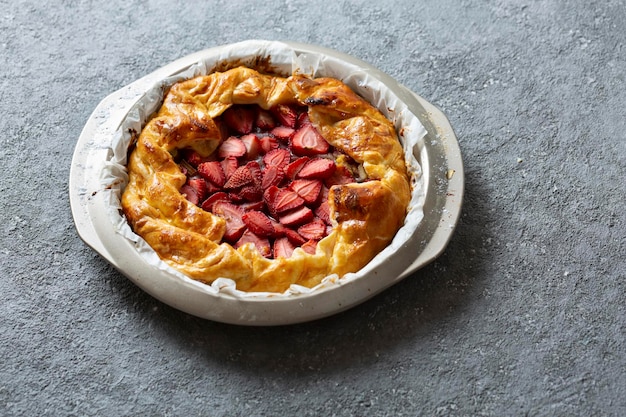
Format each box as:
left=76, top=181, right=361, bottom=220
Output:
left=101, top=40, right=427, bottom=298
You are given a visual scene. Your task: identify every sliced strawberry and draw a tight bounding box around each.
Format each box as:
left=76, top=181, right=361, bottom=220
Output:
left=242, top=211, right=276, bottom=238
left=271, top=104, right=298, bottom=128
left=261, top=165, right=285, bottom=189
left=291, top=124, right=329, bottom=156
left=325, top=164, right=355, bottom=186
left=218, top=119, right=230, bottom=143
left=218, top=136, right=247, bottom=159
left=222, top=105, right=255, bottom=134
left=279, top=206, right=313, bottom=227
left=270, top=126, right=296, bottom=142
left=270, top=219, right=287, bottom=235
left=239, top=200, right=266, bottom=212
left=228, top=192, right=246, bottom=204
left=182, top=149, right=212, bottom=167
left=203, top=179, right=222, bottom=194
left=297, top=158, right=336, bottom=180
left=318, top=184, right=330, bottom=203
left=263, top=148, right=290, bottom=169
left=220, top=156, right=238, bottom=180
left=224, top=165, right=254, bottom=189
left=285, top=156, right=310, bottom=179
left=289, top=179, right=322, bottom=205
left=237, top=184, right=263, bottom=202
left=301, top=239, right=318, bottom=254
left=180, top=184, right=201, bottom=206
left=297, top=218, right=326, bottom=241
left=212, top=201, right=246, bottom=242
left=263, top=185, right=281, bottom=219
left=273, top=188, right=305, bottom=213
left=314, top=199, right=332, bottom=225
left=273, top=237, right=296, bottom=259
left=235, top=230, right=271, bottom=258
left=245, top=160, right=263, bottom=186
left=201, top=191, right=230, bottom=212
left=197, top=161, right=226, bottom=187
left=259, top=135, right=279, bottom=153
left=297, top=111, right=312, bottom=128
left=255, top=109, right=276, bottom=131
left=240, top=134, right=261, bottom=160
left=284, top=228, right=307, bottom=246
left=187, top=177, right=208, bottom=202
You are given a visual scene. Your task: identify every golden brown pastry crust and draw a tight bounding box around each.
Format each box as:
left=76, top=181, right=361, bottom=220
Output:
left=121, top=66, right=411, bottom=292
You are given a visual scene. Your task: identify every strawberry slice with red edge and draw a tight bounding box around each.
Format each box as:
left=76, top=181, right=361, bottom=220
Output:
left=285, top=156, right=310, bottom=179
left=270, top=126, right=296, bottom=142
left=270, top=219, right=286, bottom=235
left=272, top=188, right=305, bottom=213
left=263, top=185, right=281, bottom=219
left=205, top=180, right=224, bottom=194
left=271, top=104, right=298, bottom=128
left=228, top=192, right=246, bottom=204
left=182, top=149, right=212, bottom=167
left=297, top=158, right=336, bottom=180
left=259, top=135, right=279, bottom=153
left=245, top=160, right=263, bottom=186
left=301, top=239, right=318, bottom=254
left=297, top=111, right=312, bottom=128
left=220, top=156, right=238, bottom=180
left=263, top=148, right=290, bottom=169
left=233, top=230, right=272, bottom=258
left=325, top=164, right=356, bottom=186
left=212, top=201, right=246, bottom=242
left=237, top=184, right=263, bottom=202
left=180, top=184, right=201, bottom=205
left=255, top=110, right=276, bottom=131
left=291, top=124, right=329, bottom=156
left=186, top=177, right=208, bottom=202
left=223, top=105, right=255, bottom=134
left=201, top=191, right=230, bottom=212
left=242, top=211, right=276, bottom=238
left=318, top=184, right=330, bottom=202
left=261, top=165, right=285, bottom=189
left=273, top=237, right=296, bottom=259
left=297, top=218, right=327, bottom=241
left=279, top=206, right=313, bottom=227
left=197, top=161, right=226, bottom=187
left=239, top=200, right=266, bottom=212
left=235, top=230, right=272, bottom=258
left=204, top=180, right=222, bottom=194
left=224, top=165, right=254, bottom=189
left=289, top=179, right=322, bottom=205
left=314, top=200, right=332, bottom=225
left=240, top=134, right=261, bottom=159
left=218, top=136, right=247, bottom=159
left=284, top=228, right=307, bottom=246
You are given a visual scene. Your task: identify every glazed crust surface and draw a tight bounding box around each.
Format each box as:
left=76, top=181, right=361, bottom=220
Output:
left=121, top=66, right=411, bottom=292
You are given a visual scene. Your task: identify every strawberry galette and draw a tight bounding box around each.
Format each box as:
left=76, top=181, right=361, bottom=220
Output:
left=121, top=66, right=411, bottom=292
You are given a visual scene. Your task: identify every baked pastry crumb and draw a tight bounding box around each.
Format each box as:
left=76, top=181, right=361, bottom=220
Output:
left=121, top=66, right=411, bottom=292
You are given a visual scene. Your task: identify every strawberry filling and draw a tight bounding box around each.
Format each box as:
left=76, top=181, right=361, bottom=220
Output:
left=175, top=103, right=362, bottom=259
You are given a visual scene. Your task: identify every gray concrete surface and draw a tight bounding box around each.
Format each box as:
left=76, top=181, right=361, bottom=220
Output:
left=1, top=0, right=625, bottom=415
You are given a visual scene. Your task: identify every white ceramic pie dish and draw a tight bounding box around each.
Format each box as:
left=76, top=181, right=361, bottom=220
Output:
left=69, top=40, right=463, bottom=325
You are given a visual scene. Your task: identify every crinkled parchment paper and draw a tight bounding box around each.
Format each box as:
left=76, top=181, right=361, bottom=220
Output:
left=101, top=40, right=427, bottom=299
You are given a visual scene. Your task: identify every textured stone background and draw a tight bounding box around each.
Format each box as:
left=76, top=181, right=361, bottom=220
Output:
left=1, top=0, right=625, bottom=415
